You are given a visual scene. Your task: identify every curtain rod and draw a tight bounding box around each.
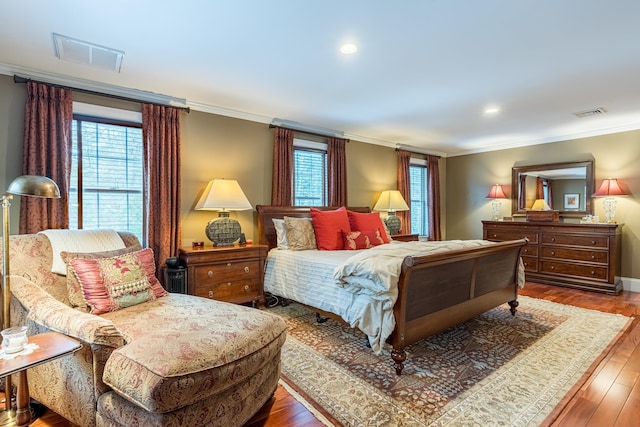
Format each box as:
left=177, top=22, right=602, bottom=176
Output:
left=269, top=124, right=349, bottom=142
left=13, top=75, right=190, bottom=113
left=395, top=147, right=441, bottom=159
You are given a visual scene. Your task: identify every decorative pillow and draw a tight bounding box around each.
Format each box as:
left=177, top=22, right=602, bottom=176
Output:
left=310, top=207, right=351, bottom=250
left=69, top=248, right=167, bottom=314
left=347, top=210, right=390, bottom=243
left=61, top=245, right=143, bottom=311
left=272, top=218, right=290, bottom=249
left=343, top=230, right=385, bottom=250
left=284, top=217, right=317, bottom=251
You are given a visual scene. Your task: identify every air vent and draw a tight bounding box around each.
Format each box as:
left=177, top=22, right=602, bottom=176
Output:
left=53, top=33, right=124, bottom=73
left=572, top=107, right=607, bottom=118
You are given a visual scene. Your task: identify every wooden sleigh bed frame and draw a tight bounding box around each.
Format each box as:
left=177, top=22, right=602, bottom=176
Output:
left=256, top=205, right=527, bottom=375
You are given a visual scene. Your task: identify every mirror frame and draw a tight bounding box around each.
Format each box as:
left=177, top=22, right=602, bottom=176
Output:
left=511, top=160, right=594, bottom=218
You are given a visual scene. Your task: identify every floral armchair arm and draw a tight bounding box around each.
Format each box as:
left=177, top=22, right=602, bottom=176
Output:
left=9, top=275, right=125, bottom=348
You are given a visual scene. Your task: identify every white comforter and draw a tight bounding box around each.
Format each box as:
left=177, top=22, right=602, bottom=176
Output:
left=265, top=239, right=515, bottom=353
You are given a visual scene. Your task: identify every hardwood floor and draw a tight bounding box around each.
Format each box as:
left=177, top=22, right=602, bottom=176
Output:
left=23, top=282, right=640, bottom=426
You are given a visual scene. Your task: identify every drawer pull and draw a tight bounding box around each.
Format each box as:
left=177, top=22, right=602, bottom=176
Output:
left=492, top=234, right=497, bottom=238
left=523, top=249, right=529, bottom=254
left=591, top=240, right=596, bottom=245
left=244, top=285, right=250, bottom=291
left=244, top=266, right=250, bottom=273
left=523, top=262, right=528, bottom=266
left=227, top=282, right=231, bottom=286
left=227, top=262, right=232, bottom=267
left=207, top=271, right=213, bottom=278
left=550, top=266, right=555, bottom=270
left=551, top=237, right=555, bottom=242
left=591, top=270, right=595, bottom=275
left=208, top=290, right=213, bottom=298
left=591, top=255, right=595, bottom=260
left=551, top=251, right=555, bottom=256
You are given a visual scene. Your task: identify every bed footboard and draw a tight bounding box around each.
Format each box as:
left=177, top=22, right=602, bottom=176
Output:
left=391, top=239, right=527, bottom=375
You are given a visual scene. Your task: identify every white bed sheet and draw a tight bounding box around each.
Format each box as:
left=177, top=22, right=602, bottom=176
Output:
left=264, top=248, right=395, bottom=353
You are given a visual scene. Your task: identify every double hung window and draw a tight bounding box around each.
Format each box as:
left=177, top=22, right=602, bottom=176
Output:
left=293, top=138, right=327, bottom=206
left=409, top=159, right=429, bottom=236
left=70, top=105, right=145, bottom=242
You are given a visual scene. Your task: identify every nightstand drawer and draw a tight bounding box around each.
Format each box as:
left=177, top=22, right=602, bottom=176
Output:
left=194, top=260, right=260, bottom=285
left=196, top=279, right=261, bottom=301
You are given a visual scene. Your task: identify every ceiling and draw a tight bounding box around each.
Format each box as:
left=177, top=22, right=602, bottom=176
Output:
left=1, top=1, right=639, bottom=157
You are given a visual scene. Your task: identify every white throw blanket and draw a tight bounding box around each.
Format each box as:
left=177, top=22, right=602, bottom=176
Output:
left=39, top=229, right=126, bottom=275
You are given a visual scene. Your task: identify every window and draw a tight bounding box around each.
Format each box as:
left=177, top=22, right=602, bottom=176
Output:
left=293, top=138, right=327, bottom=206
left=409, top=161, right=428, bottom=236
left=70, top=112, right=144, bottom=242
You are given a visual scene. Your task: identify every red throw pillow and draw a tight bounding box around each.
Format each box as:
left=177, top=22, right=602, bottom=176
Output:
left=310, top=207, right=351, bottom=250
left=343, top=230, right=385, bottom=250
left=347, top=210, right=390, bottom=243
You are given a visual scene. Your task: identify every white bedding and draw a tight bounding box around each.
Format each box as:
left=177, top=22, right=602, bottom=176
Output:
left=264, top=239, right=509, bottom=353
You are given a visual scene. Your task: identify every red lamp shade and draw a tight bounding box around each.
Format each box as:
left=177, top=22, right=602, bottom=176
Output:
left=486, top=184, right=507, bottom=199
left=592, top=179, right=628, bottom=197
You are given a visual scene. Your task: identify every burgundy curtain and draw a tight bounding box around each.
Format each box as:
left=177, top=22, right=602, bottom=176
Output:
left=519, top=174, right=527, bottom=209
left=547, top=180, right=553, bottom=209
left=142, top=104, right=181, bottom=269
left=327, top=137, right=348, bottom=206
left=396, top=150, right=411, bottom=235
left=426, top=155, right=442, bottom=241
left=20, top=82, right=73, bottom=233
left=271, top=128, right=294, bottom=206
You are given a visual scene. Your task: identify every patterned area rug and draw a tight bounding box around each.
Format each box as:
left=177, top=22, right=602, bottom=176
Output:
left=271, top=296, right=630, bottom=426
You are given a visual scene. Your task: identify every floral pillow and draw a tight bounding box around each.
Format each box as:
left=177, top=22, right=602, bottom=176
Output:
left=69, top=248, right=167, bottom=315
left=343, top=230, right=385, bottom=250
left=284, top=216, right=317, bottom=251
left=61, top=245, right=142, bottom=311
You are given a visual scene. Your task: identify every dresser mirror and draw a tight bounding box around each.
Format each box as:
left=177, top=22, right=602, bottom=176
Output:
left=511, top=160, right=594, bottom=218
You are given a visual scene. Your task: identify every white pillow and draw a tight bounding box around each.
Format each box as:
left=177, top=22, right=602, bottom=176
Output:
left=272, top=218, right=290, bottom=249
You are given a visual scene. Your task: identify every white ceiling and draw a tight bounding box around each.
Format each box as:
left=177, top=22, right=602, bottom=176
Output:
left=1, top=0, right=640, bottom=157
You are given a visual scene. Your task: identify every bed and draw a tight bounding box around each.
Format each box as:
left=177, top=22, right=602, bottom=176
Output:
left=257, top=205, right=527, bottom=375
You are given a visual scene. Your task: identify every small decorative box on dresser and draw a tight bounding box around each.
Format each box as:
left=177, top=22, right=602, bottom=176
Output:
left=482, top=221, right=622, bottom=294
left=178, top=244, right=268, bottom=306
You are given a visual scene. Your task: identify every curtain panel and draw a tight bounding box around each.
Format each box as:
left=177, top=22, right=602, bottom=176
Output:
left=271, top=128, right=294, bottom=206
left=396, top=150, right=411, bottom=235
left=142, top=104, right=182, bottom=269
left=327, top=137, right=348, bottom=206
left=426, top=155, right=442, bottom=241
left=20, top=82, right=72, bottom=233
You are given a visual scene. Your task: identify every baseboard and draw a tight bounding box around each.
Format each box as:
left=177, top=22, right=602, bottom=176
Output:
left=621, top=277, right=640, bottom=293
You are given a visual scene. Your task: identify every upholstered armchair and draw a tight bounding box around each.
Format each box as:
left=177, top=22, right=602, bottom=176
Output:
left=6, top=232, right=286, bottom=427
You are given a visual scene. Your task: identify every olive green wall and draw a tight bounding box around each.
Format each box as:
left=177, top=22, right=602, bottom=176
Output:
left=446, top=131, right=640, bottom=280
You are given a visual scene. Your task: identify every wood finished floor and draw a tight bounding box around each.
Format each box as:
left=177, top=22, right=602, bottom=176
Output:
left=24, top=282, right=640, bottom=427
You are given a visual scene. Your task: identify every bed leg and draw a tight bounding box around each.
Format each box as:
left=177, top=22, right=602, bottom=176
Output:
left=391, top=349, right=406, bottom=375
left=508, top=299, right=519, bottom=316
left=316, top=313, right=329, bottom=323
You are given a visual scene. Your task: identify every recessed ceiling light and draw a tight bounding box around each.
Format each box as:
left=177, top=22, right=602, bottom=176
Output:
left=340, top=43, right=358, bottom=54
left=484, top=107, right=500, bottom=114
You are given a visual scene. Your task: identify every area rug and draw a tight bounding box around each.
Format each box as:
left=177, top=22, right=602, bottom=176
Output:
left=271, top=296, right=631, bottom=426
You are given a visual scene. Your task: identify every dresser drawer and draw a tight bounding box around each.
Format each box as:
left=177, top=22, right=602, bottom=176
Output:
left=540, top=261, right=608, bottom=281
left=541, top=233, right=609, bottom=248
left=541, top=247, right=608, bottom=264
left=194, top=260, right=260, bottom=285
left=196, top=279, right=261, bottom=300
left=521, top=256, right=538, bottom=272
left=520, top=245, right=538, bottom=257
left=485, top=230, right=538, bottom=244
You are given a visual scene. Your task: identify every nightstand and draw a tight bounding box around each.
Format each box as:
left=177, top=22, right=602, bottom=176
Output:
left=178, top=244, right=268, bottom=306
left=391, top=233, right=419, bottom=242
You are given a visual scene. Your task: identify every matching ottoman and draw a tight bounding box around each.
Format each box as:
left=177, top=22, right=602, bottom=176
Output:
left=95, top=294, right=287, bottom=427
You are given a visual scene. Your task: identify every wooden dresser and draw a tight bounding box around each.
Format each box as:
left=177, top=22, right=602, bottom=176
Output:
left=482, top=221, right=622, bottom=294
left=178, top=244, right=268, bottom=306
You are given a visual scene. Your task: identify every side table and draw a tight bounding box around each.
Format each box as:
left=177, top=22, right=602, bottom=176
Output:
left=0, top=332, right=81, bottom=427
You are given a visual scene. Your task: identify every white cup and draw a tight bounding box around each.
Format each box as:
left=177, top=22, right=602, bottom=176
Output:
left=1, top=326, right=28, bottom=354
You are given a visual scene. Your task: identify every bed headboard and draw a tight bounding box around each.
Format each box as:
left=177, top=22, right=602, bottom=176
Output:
left=256, top=205, right=371, bottom=250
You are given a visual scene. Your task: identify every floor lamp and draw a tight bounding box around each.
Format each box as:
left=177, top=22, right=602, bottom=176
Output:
left=1, top=175, right=60, bottom=425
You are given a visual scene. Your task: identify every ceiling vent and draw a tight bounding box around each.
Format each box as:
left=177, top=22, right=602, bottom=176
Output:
left=572, top=107, right=607, bottom=118
left=53, top=33, right=124, bottom=73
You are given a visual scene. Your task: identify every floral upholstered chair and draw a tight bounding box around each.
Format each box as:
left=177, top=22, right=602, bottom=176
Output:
left=6, top=231, right=287, bottom=427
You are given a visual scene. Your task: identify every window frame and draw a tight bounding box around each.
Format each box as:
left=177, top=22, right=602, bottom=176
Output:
left=70, top=111, right=146, bottom=242
left=293, top=137, right=328, bottom=207
left=409, top=158, right=429, bottom=236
